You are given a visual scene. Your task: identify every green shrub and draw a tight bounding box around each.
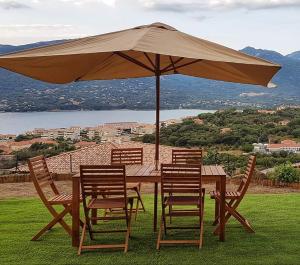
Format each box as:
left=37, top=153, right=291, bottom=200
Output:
left=268, top=163, right=300, bottom=183
left=241, top=144, right=253, bottom=153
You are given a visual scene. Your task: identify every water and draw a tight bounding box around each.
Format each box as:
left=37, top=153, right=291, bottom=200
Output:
left=0, top=109, right=215, bottom=134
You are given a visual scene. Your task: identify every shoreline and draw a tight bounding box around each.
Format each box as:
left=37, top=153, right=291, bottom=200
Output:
left=0, top=109, right=216, bottom=134
left=0, top=108, right=218, bottom=114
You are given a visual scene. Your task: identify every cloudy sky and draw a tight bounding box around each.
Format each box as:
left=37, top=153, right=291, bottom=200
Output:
left=0, top=0, right=299, bottom=54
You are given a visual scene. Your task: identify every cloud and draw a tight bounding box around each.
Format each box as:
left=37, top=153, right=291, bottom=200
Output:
left=139, top=0, right=300, bottom=13
left=0, top=0, right=30, bottom=9
left=0, top=24, right=87, bottom=41
left=59, top=0, right=116, bottom=7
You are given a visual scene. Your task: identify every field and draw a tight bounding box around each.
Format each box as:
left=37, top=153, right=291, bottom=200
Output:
left=0, top=194, right=299, bottom=265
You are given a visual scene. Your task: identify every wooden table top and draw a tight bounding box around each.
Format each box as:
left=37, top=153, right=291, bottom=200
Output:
left=73, top=164, right=226, bottom=182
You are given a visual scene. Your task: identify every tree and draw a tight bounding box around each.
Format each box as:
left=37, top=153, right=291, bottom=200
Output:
left=241, top=144, right=253, bottom=153
left=268, top=163, right=300, bottom=183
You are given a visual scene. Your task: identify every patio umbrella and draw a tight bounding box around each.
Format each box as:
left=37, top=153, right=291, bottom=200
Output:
left=0, top=22, right=281, bottom=167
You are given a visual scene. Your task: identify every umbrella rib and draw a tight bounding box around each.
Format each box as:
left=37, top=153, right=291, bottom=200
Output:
left=161, top=57, right=184, bottom=73
left=114, top=51, right=155, bottom=73
left=144, top=52, right=155, bottom=69
left=169, top=56, right=178, bottom=74
left=162, top=59, right=203, bottom=73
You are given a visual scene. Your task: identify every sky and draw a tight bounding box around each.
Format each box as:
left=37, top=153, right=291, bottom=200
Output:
left=0, top=0, right=299, bottom=55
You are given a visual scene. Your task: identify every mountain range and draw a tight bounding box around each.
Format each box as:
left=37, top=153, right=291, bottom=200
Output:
left=0, top=40, right=299, bottom=112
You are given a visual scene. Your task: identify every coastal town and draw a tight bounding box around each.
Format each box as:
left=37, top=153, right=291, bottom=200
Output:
left=0, top=118, right=183, bottom=155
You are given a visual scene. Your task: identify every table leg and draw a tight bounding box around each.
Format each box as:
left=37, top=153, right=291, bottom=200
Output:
left=72, top=177, right=80, bottom=247
left=214, top=181, right=220, bottom=224
left=154, top=182, right=158, bottom=232
left=91, top=190, right=97, bottom=225
left=219, top=176, right=226, bottom=241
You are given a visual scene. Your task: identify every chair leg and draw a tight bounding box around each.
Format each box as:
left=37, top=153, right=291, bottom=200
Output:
left=124, top=201, right=133, bottom=253
left=91, top=209, right=98, bottom=225
left=213, top=200, right=219, bottom=226
left=156, top=216, right=164, bottom=250
left=133, top=187, right=146, bottom=221
left=31, top=207, right=71, bottom=241
left=162, top=206, right=167, bottom=236
left=78, top=222, right=87, bottom=255
left=86, top=217, right=94, bottom=240
left=214, top=204, right=255, bottom=234
left=135, top=197, right=139, bottom=221
left=199, top=203, right=205, bottom=249
left=227, top=207, right=255, bottom=233
left=168, top=192, right=172, bottom=224
left=67, top=205, right=84, bottom=228
left=135, top=188, right=146, bottom=211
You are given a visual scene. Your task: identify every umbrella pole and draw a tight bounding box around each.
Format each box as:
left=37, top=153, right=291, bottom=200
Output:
left=155, top=54, right=160, bottom=170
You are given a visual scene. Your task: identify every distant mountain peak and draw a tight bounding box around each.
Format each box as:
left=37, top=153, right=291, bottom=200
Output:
left=240, top=46, right=284, bottom=61
left=287, top=51, right=300, bottom=61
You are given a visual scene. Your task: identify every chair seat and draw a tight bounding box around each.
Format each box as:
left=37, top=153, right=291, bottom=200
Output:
left=49, top=193, right=82, bottom=205
left=165, top=189, right=205, bottom=206
left=127, top=183, right=140, bottom=190
left=210, top=190, right=241, bottom=199
left=88, top=197, right=127, bottom=209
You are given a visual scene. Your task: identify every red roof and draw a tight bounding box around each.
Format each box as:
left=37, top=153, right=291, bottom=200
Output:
left=268, top=140, right=300, bottom=149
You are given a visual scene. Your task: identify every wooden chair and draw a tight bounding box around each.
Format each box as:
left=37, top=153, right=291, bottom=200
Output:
left=170, top=149, right=203, bottom=223
left=172, top=149, right=202, bottom=165
left=28, top=155, right=82, bottom=241
left=111, top=147, right=145, bottom=219
left=78, top=165, right=134, bottom=254
left=157, top=163, right=205, bottom=250
left=210, top=155, right=256, bottom=234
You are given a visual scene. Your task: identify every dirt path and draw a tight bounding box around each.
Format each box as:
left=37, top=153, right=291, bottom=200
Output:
left=0, top=181, right=298, bottom=200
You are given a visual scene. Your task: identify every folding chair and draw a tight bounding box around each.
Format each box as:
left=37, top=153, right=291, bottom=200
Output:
left=210, top=155, right=256, bottom=234
left=170, top=149, right=202, bottom=223
left=172, top=149, right=203, bottom=165
left=28, top=155, right=82, bottom=241
left=111, top=148, right=145, bottom=219
left=78, top=165, right=134, bottom=254
left=157, top=163, right=205, bottom=250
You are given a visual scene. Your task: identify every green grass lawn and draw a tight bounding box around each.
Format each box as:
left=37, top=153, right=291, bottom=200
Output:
left=0, top=194, right=299, bottom=265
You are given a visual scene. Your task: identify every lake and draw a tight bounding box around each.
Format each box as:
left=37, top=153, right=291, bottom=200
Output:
left=0, top=109, right=216, bottom=134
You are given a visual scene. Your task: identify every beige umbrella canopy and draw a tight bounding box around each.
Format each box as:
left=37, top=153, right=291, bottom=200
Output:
left=0, top=22, right=281, bottom=166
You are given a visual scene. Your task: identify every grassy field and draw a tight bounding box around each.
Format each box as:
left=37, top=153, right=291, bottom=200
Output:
left=0, top=194, right=299, bottom=265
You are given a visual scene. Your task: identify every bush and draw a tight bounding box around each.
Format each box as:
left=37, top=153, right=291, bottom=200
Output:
left=268, top=163, right=300, bottom=183
left=241, top=144, right=253, bottom=153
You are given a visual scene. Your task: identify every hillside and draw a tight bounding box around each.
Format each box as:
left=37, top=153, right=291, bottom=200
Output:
left=0, top=40, right=299, bottom=112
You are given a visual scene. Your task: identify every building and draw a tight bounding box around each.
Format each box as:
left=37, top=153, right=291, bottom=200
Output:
left=267, top=140, right=300, bottom=153
left=41, top=127, right=81, bottom=141
left=257, top=110, right=276, bottom=114
left=253, top=143, right=268, bottom=154
left=253, top=140, right=300, bottom=154
left=0, top=134, right=16, bottom=142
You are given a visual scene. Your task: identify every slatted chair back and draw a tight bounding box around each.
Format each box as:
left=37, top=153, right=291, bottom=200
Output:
left=237, top=155, right=256, bottom=198
left=161, top=163, right=203, bottom=200
left=111, top=148, right=143, bottom=165
left=28, top=155, right=59, bottom=204
left=172, top=149, right=202, bottom=165
left=80, top=164, right=127, bottom=205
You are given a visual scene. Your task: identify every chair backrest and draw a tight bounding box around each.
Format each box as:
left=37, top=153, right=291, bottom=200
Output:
left=172, top=149, right=202, bottom=165
left=28, top=155, right=59, bottom=204
left=80, top=164, right=127, bottom=207
left=111, top=148, right=143, bottom=165
left=161, top=163, right=203, bottom=200
left=237, top=155, right=256, bottom=197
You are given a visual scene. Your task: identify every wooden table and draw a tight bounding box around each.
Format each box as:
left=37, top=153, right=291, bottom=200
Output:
left=71, top=164, right=227, bottom=247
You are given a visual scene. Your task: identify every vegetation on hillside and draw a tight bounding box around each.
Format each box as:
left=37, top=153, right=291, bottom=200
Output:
left=12, top=140, right=76, bottom=162
left=137, top=108, right=300, bottom=174
left=267, top=162, right=300, bottom=183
